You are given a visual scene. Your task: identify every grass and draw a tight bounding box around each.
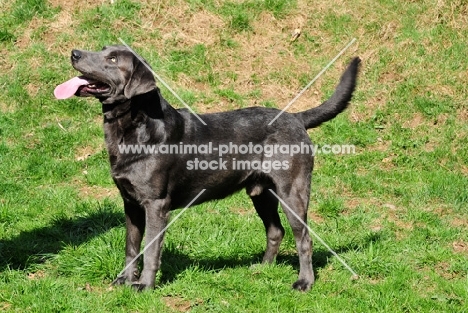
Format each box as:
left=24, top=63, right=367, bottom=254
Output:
left=1, top=0, right=468, bottom=312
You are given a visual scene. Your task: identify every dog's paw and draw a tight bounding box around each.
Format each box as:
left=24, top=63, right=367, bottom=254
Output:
left=131, top=282, right=154, bottom=292
left=112, top=275, right=128, bottom=286
left=292, top=279, right=313, bottom=292
left=112, top=270, right=139, bottom=286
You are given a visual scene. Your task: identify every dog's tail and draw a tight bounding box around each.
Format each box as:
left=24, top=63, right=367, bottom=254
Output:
left=295, top=57, right=361, bottom=129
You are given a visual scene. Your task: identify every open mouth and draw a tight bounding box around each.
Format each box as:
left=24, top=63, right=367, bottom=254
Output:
left=54, top=75, right=111, bottom=99
left=76, top=78, right=111, bottom=96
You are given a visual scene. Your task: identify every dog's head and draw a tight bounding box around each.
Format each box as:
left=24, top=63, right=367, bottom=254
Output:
left=54, top=45, right=156, bottom=104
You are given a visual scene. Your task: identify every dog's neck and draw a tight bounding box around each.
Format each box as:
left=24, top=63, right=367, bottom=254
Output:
left=101, top=89, right=164, bottom=122
left=102, top=88, right=185, bottom=165
left=102, top=101, right=132, bottom=122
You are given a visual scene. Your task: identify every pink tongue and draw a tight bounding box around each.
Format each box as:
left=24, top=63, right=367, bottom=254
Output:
left=54, top=76, right=91, bottom=99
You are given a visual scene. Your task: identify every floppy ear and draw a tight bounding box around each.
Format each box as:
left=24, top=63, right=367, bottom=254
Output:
left=124, top=56, right=156, bottom=99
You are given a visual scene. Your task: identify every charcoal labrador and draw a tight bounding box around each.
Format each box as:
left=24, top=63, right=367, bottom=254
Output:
left=54, top=45, right=360, bottom=291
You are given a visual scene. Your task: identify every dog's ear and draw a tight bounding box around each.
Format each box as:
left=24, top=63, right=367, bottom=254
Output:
left=124, top=56, right=156, bottom=99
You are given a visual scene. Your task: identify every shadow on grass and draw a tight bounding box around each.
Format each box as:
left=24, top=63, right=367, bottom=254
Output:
left=159, top=248, right=265, bottom=285
left=159, top=231, right=383, bottom=285
left=1, top=203, right=381, bottom=286
left=0, top=204, right=124, bottom=271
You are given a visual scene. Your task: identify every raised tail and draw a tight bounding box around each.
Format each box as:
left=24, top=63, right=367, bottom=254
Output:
left=295, top=57, right=361, bottom=129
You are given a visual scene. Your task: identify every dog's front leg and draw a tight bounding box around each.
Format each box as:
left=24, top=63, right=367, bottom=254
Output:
left=132, top=199, right=170, bottom=291
left=113, top=201, right=145, bottom=286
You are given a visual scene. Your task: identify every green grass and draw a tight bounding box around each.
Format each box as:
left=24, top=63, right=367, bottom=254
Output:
left=1, top=0, right=468, bottom=312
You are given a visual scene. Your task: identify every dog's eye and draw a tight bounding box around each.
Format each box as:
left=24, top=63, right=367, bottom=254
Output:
left=109, top=56, right=117, bottom=63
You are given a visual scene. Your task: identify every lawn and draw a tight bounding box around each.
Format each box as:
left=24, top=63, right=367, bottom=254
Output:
left=0, top=0, right=467, bottom=312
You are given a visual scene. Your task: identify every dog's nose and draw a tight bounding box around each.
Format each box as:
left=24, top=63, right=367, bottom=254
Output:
left=71, top=50, right=82, bottom=61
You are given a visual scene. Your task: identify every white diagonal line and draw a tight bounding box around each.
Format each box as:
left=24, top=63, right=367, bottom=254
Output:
left=268, top=189, right=359, bottom=278
left=117, top=189, right=206, bottom=278
left=268, top=38, right=356, bottom=125
left=118, top=38, right=207, bottom=126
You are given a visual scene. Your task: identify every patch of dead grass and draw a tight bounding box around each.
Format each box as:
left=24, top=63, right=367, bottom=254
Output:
left=79, top=185, right=118, bottom=200
left=450, top=217, right=468, bottom=228
left=49, top=0, right=107, bottom=11
left=162, top=296, right=202, bottom=312
left=369, top=203, right=414, bottom=240
left=25, top=83, right=40, bottom=97
left=0, top=101, right=16, bottom=113
left=402, top=113, right=426, bottom=129
left=350, top=93, right=386, bottom=122
left=0, top=47, right=14, bottom=74
left=309, top=210, right=325, bottom=224
left=0, top=303, right=11, bottom=311
left=434, top=262, right=459, bottom=280
left=452, top=240, right=468, bottom=255
left=416, top=0, right=468, bottom=31
left=16, top=16, right=42, bottom=50
left=368, top=137, right=392, bottom=152
left=27, top=270, right=46, bottom=280
left=137, top=0, right=358, bottom=113
left=16, top=1, right=91, bottom=54
left=229, top=206, right=252, bottom=216
left=163, top=9, right=225, bottom=46
left=137, top=0, right=223, bottom=50
left=75, top=143, right=104, bottom=161
left=457, top=108, right=468, bottom=121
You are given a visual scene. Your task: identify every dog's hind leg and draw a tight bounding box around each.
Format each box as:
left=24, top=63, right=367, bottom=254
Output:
left=276, top=181, right=315, bottom=291
left=250, top=189, right=285, bottom=263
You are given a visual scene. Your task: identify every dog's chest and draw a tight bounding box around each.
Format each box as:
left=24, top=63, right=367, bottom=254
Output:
left=103, top=127, right=168, bottom=202
left=110, top=157, right=165, bottom=204
left=103, top=120, right=142, bottom=161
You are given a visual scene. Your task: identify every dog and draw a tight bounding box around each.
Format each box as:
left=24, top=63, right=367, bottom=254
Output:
left=54, top=45, right=360, bottom=291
